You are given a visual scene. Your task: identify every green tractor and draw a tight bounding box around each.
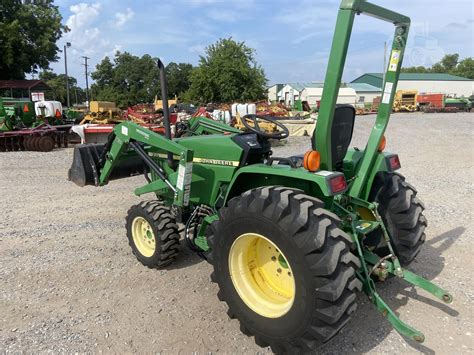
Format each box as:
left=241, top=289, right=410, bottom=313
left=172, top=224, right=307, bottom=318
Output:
left=69, top=1, right=452, bottom=352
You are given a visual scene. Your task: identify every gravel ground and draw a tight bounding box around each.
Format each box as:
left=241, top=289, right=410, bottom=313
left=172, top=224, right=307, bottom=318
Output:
left=1, top=112, right=473, bottom=354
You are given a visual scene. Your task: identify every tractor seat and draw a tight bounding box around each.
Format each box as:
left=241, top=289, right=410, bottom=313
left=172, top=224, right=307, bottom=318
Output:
left=283, top=105, right=356, bottom=171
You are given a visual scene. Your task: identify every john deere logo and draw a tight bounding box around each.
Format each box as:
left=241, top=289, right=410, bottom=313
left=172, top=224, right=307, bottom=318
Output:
left=193, top=158, right=239, bottom=166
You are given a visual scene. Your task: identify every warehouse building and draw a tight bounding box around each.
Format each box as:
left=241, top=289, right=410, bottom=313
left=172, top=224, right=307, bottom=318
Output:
left=351, top=73, right=473, bottom=97
left=347, top=83, right=381, bottom=106
left=276, top=83, right=324, bottom=106
left=301, top=87, right=356, bottom=107
left=267, top=84, right=284, bottom=103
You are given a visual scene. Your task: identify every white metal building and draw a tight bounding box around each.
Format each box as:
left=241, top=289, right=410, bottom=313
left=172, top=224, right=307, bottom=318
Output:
left=347, top=83, right=382, bottom=106
left=351, top=73, right=473, bottom=97
left=301, top=87, right=357, bottom=107
left=277, top=83, right=324, bottom=106
left=267, top=84, right=284, bottom=103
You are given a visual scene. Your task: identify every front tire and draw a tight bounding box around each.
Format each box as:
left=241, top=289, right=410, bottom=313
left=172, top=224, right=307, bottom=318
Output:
left=207, top=187, right=362, bottom=353
left=126, top=201, right=180, bottom=268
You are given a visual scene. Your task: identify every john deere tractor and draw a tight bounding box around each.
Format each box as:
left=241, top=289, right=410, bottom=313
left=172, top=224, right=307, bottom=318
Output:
left=69, top=1, right=452, bottom=353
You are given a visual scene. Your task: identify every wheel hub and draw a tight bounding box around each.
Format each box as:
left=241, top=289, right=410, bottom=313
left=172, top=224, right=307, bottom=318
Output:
left=229, top=233, right=295, bottom=318
left=131, top=216, right=156, bottom=257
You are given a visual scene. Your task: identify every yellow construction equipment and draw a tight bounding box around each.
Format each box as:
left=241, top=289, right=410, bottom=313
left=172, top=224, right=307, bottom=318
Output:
left=234, top=112, right=280, bottom=134
left=154, top=95, right=178, bottom=111
left=393, top=90, right=418, bottom=112
left=80, top=101, right=123, bottom=124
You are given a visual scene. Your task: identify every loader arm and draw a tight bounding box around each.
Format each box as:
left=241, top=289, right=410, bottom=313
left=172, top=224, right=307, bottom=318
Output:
left=70, top=121, right=195, bottom=208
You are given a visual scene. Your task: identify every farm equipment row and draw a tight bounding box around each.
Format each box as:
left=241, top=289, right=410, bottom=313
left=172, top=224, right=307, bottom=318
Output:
left=0, top=123, right=69, bottom=152
left=365, top=90, right=472, bottom=115
left=0, top=97, right=72, bottom=153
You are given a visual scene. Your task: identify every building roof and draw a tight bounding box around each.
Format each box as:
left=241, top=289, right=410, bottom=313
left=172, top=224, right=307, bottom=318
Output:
left=352, top=73, right=472, bottom=83
left=0, top=80, right=51, bottom=90
left=268, top=83, right=284, bottom=91
left=347, top=83, right=382, bottom=92
left=285, top=82, right=324, bottom=92
left=303, top=87, right=356, bottom=96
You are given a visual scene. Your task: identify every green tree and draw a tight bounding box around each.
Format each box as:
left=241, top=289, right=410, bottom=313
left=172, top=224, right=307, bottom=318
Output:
left=0, top=0, right=67, bottom=79
left=402, top=53, right=473, bottom=79
left=400, top=66, right=429, bottom=73
left=39, top=71, right=86, bottom=105
left=91, top=52, right=161, bottom=107
left=452, top=57, right=474, bottom=79
left=90, top=53, right=194, bottom=107
left=166, top=62, right=193, bottom=98
left=186, top=38, right=268, bottom=103
left=436, top=53, right=459, bottom=72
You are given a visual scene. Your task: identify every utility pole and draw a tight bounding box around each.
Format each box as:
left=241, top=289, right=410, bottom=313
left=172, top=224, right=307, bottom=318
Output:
left=382, top=41, right=387, bottom=85
left=82, top=56, right=90, bottom=110
left=64, top=42, right=71, bottom=107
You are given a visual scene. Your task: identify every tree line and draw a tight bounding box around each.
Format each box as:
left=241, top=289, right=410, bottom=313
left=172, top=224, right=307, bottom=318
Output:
left=89, top=38, right=268, bottom=107
left=41, top=38, right=268, bottom=107
left=402, top=53, right=473, bottom=79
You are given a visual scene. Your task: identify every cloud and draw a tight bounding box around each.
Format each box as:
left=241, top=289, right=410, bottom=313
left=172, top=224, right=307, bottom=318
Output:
left=114, top=8, right=134, bottom=28
left=446, top=22, right=468, bottom=29
left=207, top=9, right=236, bottom=22
left=66, top=3, right=101, bottom=32
left=189, top=44, right=207, bottom=55
left=57, top=2, right=123, bottom=85
left=63, top=3, right=108, bottom=60
left=104, top=44, right=123, bottom=58
left=274, top=3, right=334, bottom=30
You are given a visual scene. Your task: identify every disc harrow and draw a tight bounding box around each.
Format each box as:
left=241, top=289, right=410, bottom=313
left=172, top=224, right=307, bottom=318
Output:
left=0, top=124, right=70, bottom=152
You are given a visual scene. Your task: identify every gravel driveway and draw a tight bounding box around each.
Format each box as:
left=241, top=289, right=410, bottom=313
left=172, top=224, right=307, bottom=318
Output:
left=1, top=112, right=473, bottom=353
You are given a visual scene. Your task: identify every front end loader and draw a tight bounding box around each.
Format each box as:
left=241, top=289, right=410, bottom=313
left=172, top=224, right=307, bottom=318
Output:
left=69, top=1, right=452, bottom=353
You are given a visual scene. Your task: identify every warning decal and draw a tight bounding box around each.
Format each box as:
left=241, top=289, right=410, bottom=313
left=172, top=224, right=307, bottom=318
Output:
left=382, top=82, right=393, bottom=104
left=388, top=50, right=401, bottom=71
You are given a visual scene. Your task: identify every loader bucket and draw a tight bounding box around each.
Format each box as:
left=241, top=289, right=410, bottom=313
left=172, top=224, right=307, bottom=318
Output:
left=68, top=144, right=105, bottom=186
left=68, top=144, right=146, bottom=186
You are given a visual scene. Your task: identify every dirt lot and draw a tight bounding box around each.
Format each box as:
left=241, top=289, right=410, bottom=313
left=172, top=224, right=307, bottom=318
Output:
left=1, top=112, right=473, bottom=354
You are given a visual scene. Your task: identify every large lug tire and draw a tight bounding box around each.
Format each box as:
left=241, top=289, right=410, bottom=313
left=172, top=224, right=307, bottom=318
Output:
left=126, top=201, right=180, bottom=268
left=369, top=172, right=427, bottom=266
left=206, top=186, right=362, bottom=353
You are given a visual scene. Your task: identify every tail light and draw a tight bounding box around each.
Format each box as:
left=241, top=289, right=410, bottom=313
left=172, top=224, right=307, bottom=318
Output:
left=386, top=154, right=401, bottom=171
left=329, top=174, right=347, bottom=194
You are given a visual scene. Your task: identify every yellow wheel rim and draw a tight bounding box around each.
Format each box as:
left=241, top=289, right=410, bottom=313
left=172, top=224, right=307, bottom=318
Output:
left=229, top=233, right=295, bottom=318
left=131, top=216, right=156, bottom=258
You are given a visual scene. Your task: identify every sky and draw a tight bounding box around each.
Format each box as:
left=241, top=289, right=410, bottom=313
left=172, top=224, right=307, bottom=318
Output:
left=49, top=0, right=474, bottom=88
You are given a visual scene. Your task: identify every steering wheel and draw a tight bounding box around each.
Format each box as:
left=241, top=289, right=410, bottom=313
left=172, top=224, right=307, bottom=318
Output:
left=241, top=114, right=289, bottom=140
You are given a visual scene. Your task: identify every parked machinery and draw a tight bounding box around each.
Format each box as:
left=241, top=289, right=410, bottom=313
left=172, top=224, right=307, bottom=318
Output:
left=417, top=93, right=472, bottom=113
left=392, top=89, right=418, bottom=112
left=0, top=98, right=69, bottom=152
left=80, top=101, right=123, bottom=124
left=68, top=2, right=453, bottom=352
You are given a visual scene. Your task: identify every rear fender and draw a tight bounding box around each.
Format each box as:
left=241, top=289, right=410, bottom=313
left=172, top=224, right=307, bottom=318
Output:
left=224, top=164, right=343, bottom=205
left=344, top=149, right=400, bottom=200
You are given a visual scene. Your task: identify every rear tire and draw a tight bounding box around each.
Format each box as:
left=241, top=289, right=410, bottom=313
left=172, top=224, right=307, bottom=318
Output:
left=126, top=201, right=180, bottom=268
left=207, top=186, right=362, bottom=353
left=369, top=172, right=427, bottom=266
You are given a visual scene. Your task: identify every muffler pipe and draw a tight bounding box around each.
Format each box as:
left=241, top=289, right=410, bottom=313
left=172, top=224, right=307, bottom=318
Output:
left=157, top=59, right=174, bottom=168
